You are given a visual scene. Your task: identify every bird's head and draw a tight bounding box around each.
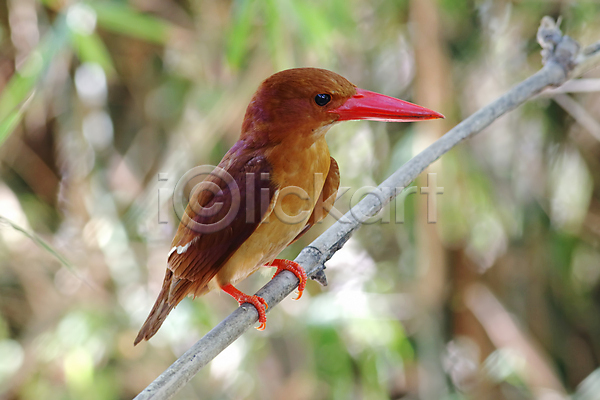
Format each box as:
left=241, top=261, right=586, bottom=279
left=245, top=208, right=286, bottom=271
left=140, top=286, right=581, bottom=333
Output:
left=241, top=68, right=443, bottom=146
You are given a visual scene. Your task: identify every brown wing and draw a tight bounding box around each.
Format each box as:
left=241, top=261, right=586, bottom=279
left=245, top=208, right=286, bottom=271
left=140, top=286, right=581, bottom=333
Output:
left=290, top=157, right=340, bottom=244
left=168, top=149, right=277, bottom=299
left=134, top=145, right=277, bottom=344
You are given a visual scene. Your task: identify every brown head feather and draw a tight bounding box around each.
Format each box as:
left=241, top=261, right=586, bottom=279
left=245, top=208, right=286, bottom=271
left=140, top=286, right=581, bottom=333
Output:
left=241, top=68, right=357, bottom=145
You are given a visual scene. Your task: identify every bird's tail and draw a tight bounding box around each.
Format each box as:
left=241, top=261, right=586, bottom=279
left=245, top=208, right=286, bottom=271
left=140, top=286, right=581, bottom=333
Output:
left=134, top=269, right=180, bottom=345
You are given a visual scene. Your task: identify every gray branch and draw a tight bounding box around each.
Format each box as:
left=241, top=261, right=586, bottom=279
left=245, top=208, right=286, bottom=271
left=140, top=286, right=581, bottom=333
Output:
left=135, top=17, right=599, bottom=400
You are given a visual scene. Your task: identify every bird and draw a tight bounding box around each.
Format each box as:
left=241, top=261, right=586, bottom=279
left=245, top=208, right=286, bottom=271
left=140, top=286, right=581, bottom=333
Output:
left=134, top=67, right=443, bottom=345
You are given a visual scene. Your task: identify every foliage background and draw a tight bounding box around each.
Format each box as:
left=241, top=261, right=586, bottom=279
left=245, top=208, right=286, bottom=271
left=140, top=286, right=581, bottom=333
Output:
left=1, top=0, right=600, bottom=399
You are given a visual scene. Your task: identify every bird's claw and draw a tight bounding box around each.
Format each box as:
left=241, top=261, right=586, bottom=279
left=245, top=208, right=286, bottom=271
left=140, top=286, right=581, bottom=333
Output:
left=221, top=284, right=268, bottom=330
left=239, top=295, right=268, bottom=330
left=270, top=259, right=307, bottom=300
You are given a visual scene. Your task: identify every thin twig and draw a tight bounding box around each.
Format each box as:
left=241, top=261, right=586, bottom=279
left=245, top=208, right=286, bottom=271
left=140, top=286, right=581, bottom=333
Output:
left=574, top=40, right=600, bottom=78
left=553, top=93, right=600, bottom=142
left=465, top=284, right=567, bottom=397
left=134, top=17, right=597, bottom=400
left=542, top=78, right=600, bottom=94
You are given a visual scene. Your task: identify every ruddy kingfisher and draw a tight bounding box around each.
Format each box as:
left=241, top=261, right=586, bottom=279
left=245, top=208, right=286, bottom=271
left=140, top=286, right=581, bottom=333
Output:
left=135, top=68, right=443, bottom=344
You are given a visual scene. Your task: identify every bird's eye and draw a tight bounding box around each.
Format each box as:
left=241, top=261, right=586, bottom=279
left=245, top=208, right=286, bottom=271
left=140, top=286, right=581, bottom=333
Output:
left=314, top=93, right=331, bottom=106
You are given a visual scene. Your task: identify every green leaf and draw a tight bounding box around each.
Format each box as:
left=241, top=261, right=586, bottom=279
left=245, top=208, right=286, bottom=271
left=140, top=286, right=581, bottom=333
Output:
left=0, top=16, right=68, bottom=145
left=226, top=0, right=257, bottom=70
left=263, top=0, right=292, bottom=69
left=69, top=31, right=116, bottom=77
left=0, top=216, right=75, bottom=272
left=0, top=109, right=24, bottom=144
left=0, top=72, right=37, bottom=122
left=291, top=0, right=332, bottom=48
left=91, top=3, right=171, bottom=45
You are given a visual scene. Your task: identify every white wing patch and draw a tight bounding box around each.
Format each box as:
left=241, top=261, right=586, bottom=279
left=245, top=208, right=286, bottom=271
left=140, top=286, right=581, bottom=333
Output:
left=168, top=241, right=192, bottom=258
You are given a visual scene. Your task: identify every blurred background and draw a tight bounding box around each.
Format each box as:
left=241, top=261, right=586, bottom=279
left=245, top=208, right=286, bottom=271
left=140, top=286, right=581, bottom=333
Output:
left=1, top=0, right=600, bottom=399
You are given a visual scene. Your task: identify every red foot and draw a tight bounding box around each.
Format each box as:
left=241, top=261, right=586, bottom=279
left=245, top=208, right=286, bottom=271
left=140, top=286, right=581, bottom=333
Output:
left=221, top=284, right=268, bottom=330
left=270, top=259, right=307, bottom=300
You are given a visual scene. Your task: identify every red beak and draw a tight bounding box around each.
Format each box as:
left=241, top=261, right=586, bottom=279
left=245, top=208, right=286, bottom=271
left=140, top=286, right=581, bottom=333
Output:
left=329, top=88, right=444, bottom=122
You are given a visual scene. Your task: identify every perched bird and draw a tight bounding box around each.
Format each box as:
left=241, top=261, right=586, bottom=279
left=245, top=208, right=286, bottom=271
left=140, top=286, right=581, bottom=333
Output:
left=135, top=68, right=443, bottom=345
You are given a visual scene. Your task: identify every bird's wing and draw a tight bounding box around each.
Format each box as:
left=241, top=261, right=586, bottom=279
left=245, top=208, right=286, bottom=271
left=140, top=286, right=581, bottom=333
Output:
left=167, top=151, right=277, bottom=297
left=134, top=151, right=277, bottom=345
left=290, top=157, right=340, bottom=244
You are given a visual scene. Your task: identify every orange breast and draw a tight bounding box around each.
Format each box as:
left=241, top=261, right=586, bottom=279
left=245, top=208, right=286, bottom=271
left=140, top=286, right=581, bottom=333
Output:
left=211, top=135, right=331, bottom=288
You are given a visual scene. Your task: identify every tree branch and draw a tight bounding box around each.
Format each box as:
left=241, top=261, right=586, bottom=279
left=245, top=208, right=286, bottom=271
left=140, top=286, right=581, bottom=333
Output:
left=134, top=17, right=599, bottom=400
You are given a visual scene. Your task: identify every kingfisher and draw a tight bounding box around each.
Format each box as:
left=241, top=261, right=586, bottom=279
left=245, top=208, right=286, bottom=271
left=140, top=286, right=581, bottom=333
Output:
left=135, top=68, right=443, bottom=344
